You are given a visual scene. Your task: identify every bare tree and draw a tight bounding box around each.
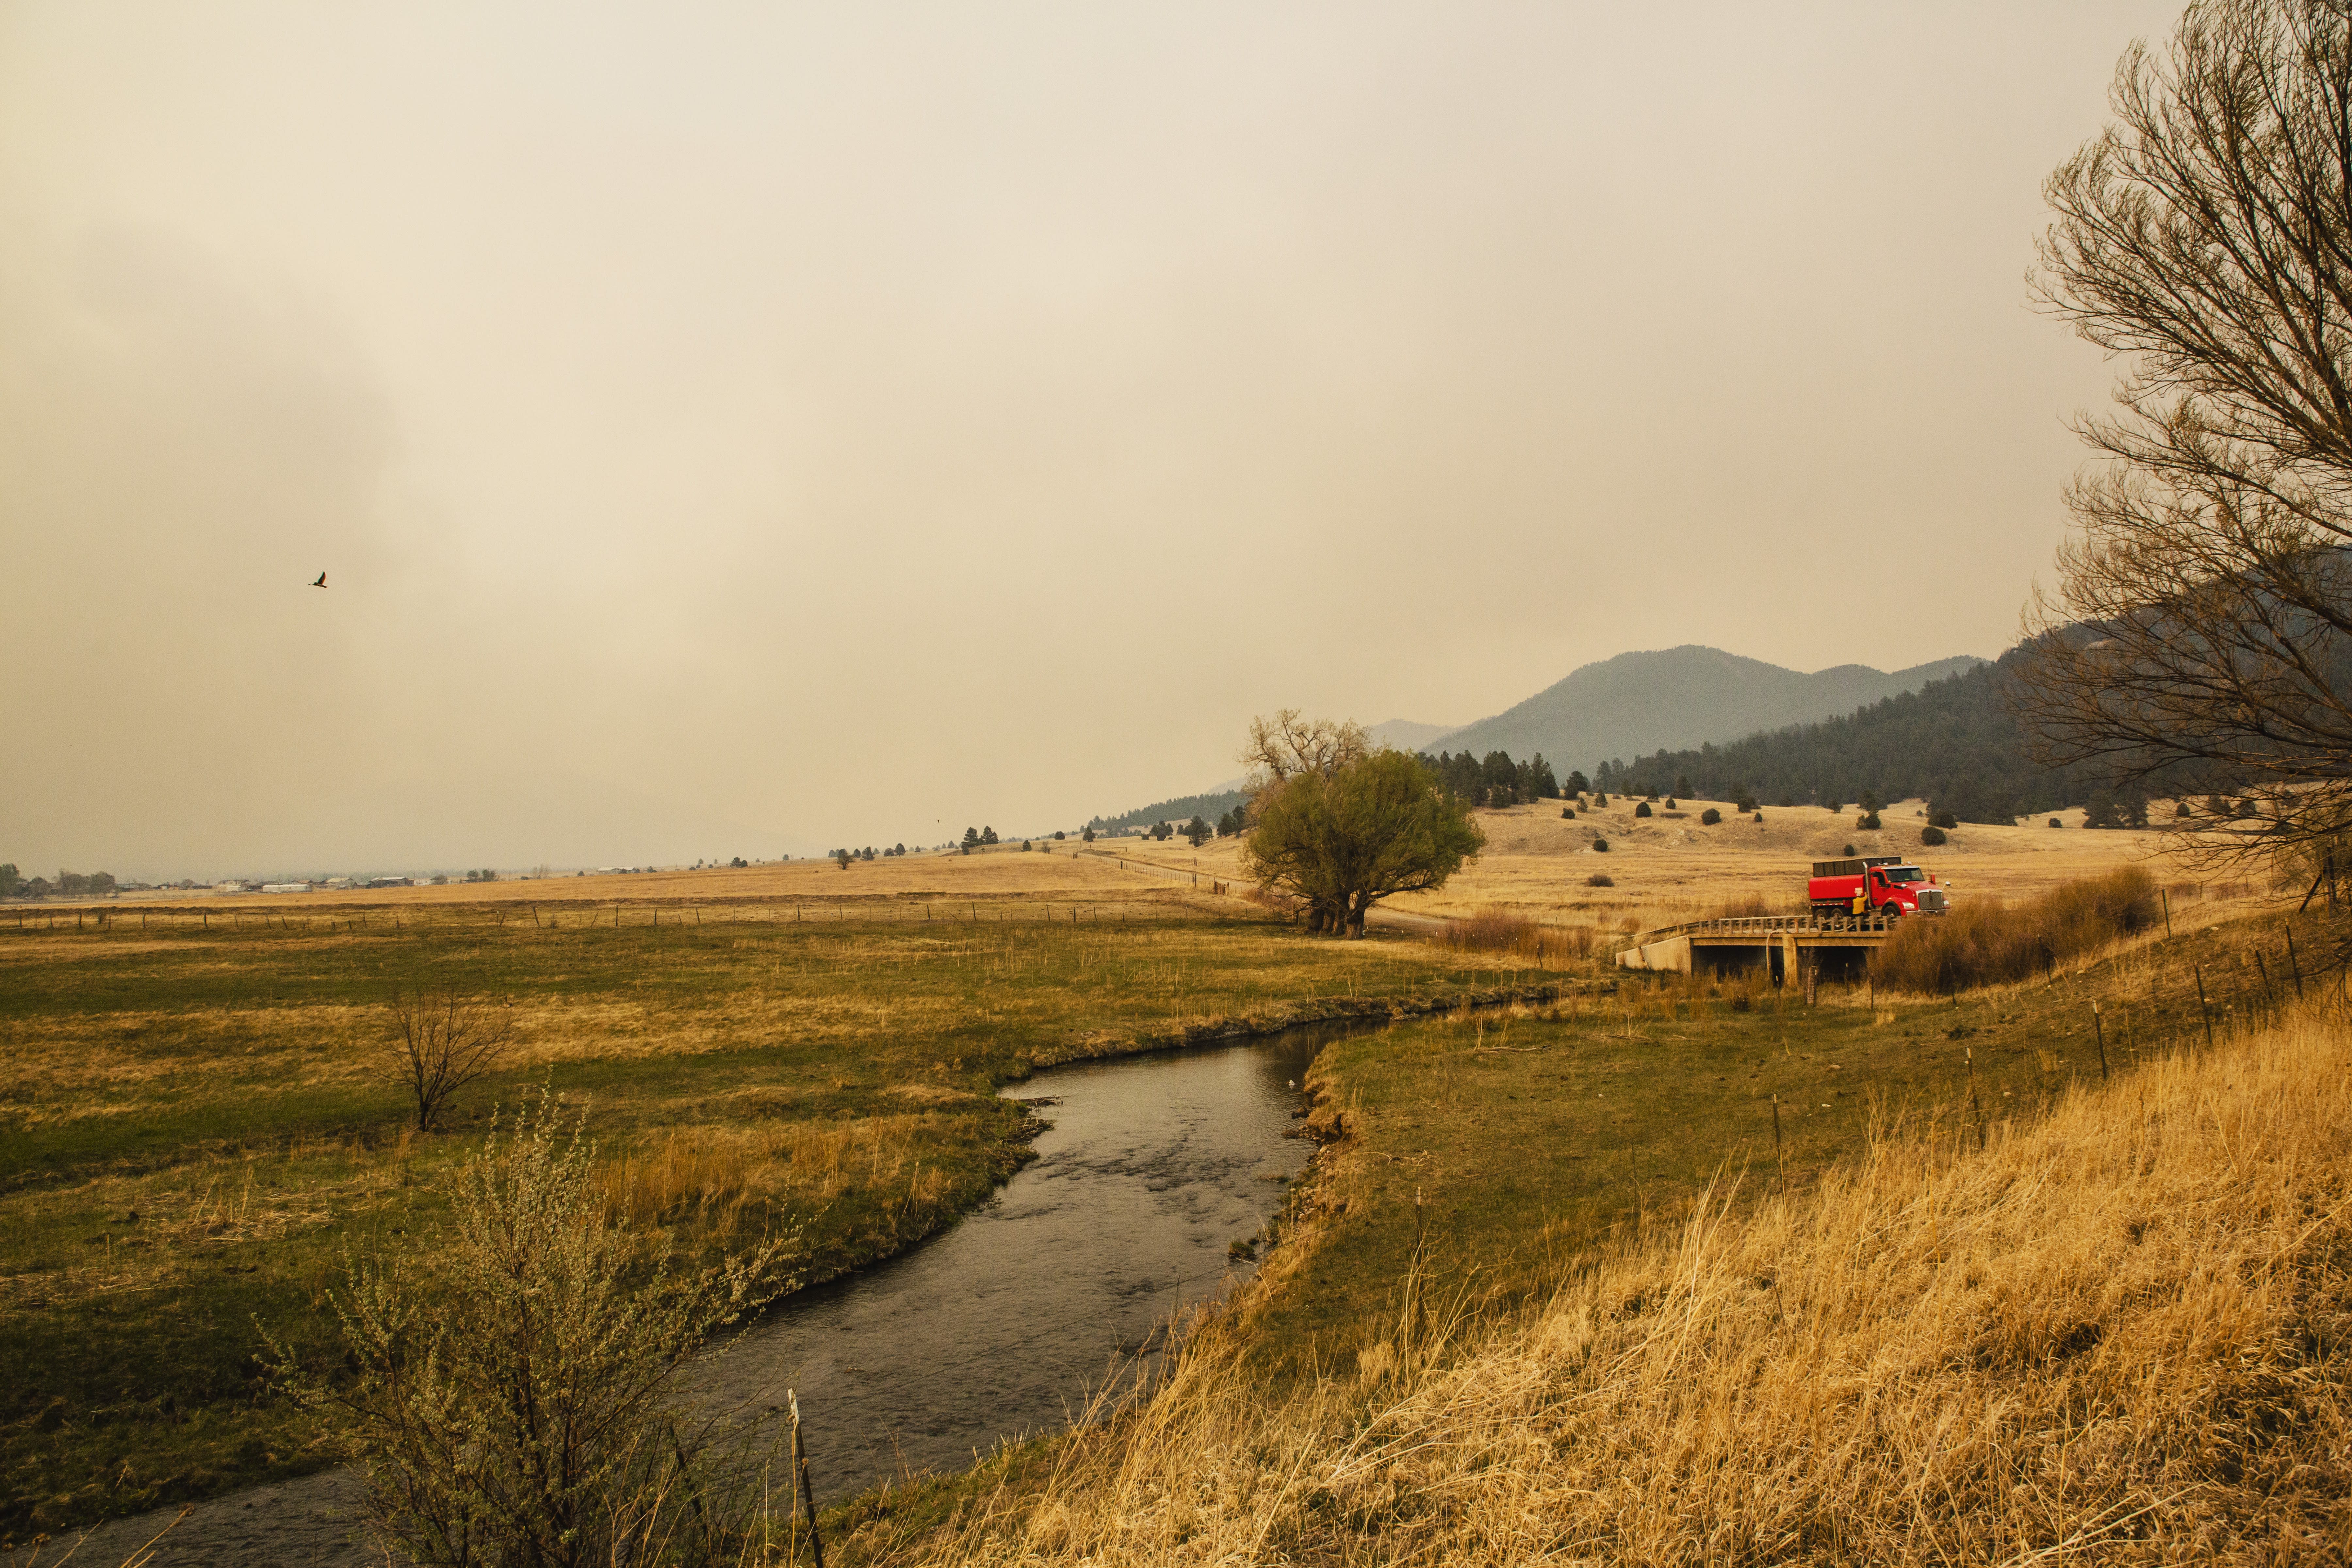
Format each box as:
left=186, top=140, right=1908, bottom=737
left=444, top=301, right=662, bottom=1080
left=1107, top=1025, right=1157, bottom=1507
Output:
left=2018, top=0, right=2352, bottom=872
left=1239, top=710, right=1369, bottom=820
left=381, top=988, right=515, bottom=1132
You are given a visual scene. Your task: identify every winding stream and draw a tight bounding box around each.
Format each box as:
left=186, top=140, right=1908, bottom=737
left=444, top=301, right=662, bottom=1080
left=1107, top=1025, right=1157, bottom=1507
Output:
left=37, top=1024, right=1337, bottom=1566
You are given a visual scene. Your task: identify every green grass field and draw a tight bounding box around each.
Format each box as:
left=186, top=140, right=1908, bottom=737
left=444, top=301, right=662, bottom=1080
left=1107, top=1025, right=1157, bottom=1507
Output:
left=0, top=897, right=1553, bottom=1539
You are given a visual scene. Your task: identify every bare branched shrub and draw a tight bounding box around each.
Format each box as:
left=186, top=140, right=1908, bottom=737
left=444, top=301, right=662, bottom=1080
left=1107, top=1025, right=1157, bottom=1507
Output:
left=1873, top=866, right=2159, bottom=993
left=273, top=1092, right=796, bottom=1567
left=381, top=988, right=515, bottom=1132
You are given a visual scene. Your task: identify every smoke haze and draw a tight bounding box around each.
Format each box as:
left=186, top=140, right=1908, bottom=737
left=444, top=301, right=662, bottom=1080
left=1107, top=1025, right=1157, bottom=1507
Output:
left=0, top=2, right=2183, bottom=877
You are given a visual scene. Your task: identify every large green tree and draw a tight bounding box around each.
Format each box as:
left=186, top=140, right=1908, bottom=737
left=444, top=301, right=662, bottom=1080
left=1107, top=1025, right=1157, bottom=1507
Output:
left=1243, top=747, right=1485, bottom=938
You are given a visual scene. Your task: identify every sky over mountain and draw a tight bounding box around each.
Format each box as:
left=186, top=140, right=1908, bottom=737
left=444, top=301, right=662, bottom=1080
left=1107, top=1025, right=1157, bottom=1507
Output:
left=0, top=2, right=2183, bottom=877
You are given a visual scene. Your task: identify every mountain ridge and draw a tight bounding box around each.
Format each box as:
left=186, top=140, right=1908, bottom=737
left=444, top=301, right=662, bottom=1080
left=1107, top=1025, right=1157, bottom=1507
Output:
left=1433, top=645, right=1987, bottom=774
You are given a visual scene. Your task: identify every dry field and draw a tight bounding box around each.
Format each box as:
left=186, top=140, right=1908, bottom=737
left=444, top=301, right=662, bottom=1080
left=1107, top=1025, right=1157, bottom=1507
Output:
left=1128, top=795, right=2265, bottom=938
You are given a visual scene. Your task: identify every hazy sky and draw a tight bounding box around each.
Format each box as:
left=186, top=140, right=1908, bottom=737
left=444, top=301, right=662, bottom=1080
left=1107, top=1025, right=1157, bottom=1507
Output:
left=1, top=2, right=2186, bottom=877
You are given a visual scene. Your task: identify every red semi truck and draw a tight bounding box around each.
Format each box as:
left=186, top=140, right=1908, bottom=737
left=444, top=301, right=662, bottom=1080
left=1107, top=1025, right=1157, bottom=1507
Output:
left=1808, top=855, right=1948, bottom=920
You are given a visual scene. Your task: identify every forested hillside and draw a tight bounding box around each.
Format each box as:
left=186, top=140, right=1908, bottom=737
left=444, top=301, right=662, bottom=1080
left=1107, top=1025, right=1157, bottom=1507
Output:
left=1437, top=646, right=1985, bottom=774
left=1086, top=788, right=1251, bottom=835
left=1590, top=652, right=2101, bottom=822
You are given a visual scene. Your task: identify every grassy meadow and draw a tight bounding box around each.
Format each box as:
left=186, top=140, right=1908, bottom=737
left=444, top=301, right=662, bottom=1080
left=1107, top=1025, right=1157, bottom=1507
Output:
left=7, top=823, right=2323, bottom=1554
left=832, top=889, right=2333, bottom=1561
left=875, top=969, right=2352, bottom=1566
left=0, top=876, right=1554, bottom=1541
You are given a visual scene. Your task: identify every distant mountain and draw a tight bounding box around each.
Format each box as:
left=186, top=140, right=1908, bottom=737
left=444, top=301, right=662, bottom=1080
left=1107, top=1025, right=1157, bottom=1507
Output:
left=1369, top=719, right=1457, bottom=752
left=1434, top=646, right=1987, bottom=776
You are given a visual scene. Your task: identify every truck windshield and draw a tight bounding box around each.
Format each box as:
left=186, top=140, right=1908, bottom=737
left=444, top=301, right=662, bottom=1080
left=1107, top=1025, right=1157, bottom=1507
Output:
left=1877, top=867, right=1924, bottom=883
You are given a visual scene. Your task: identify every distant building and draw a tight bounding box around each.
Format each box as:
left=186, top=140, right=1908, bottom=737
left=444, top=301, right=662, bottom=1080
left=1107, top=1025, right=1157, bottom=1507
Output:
left=260, top=882, right=310, bottom=894
left=365, top=876, right=412, bottom=889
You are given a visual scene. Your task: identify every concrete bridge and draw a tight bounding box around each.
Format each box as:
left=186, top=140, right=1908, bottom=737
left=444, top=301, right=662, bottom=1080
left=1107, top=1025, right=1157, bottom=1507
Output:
left=1616, top=913, right=1898, bottom=986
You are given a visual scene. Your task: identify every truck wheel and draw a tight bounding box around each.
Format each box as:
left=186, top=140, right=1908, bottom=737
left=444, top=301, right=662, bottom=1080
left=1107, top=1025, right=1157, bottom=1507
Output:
left=1879, top=902, right=1902, bottom=921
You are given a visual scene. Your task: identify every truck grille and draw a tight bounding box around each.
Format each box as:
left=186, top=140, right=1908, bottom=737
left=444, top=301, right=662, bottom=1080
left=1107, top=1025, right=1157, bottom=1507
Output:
left=1917, top=888, right=1947, bottom=912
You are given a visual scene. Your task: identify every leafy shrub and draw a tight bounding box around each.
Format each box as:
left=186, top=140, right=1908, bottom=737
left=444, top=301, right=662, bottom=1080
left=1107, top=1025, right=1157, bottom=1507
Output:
left=1929, top=808, right=1959, bottom=829
left=1920, top=825, right=1948, bottom=846
left=1843, top=842, right=1857, bottom=856
left=1585, top=873, right=1614, bottom=887
left=1872, top=866, right=2159, bottom=994
left=1634, top=801, right=1653, bottom=818
left=1561, top=807, right=1576, bottom=819
left=1700, top=808, right=1723, bottom=826
left=1592, top=838, right=1611, bottom=853
left=276, top=1093, right=794, bottom=1566
left=1752, top=811, right=1764, bottom=823
left=2050, top=818, right=2064, bottom=828
left=1858, top=811, right=1883, bottom=830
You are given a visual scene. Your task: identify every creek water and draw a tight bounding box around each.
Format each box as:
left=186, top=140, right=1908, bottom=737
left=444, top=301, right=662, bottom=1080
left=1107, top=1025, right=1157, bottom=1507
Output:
left=36, top=1025, right=1336, bottom=1567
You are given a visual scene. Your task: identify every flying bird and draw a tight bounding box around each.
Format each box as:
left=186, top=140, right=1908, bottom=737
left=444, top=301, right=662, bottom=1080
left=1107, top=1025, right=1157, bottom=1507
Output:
left=310, top=572, right=327, bottom=588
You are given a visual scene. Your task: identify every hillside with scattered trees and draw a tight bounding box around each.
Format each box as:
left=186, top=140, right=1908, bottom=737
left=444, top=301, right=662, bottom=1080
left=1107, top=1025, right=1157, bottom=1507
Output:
left=1588, top=651, right=2105, bottom=823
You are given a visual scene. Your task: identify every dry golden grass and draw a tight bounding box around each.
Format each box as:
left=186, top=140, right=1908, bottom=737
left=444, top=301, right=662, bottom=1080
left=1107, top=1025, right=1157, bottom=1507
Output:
left=883, top=995, right=2352, bottom=1566
left=1874, top=864, right=2164, bottom=993
left=39, top=841, right=1222, bottom=920
left=1133, top=796, right=2262, bottom=946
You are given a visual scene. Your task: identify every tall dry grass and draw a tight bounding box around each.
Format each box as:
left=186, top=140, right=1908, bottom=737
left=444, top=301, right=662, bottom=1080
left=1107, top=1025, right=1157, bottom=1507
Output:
left=892, top=997, right=2352, bottom=1566
left=1432, top=907, right=1595, bottom=961
left=1873, top=864, right=2161, bottom=993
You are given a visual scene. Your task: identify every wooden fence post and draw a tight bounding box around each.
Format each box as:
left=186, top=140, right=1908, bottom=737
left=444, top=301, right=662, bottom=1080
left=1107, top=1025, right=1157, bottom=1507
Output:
left=790, top=1391, right=824, bottom=1568
left=1967, top=1047, right=1986, bottom=1151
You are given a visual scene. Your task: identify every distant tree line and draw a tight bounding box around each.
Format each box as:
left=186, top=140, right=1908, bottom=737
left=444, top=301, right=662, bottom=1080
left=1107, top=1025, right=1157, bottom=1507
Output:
left=1088, top=789, right=1251, bottom=836
left=1582, top=654, right=2115, bottom=825
left=1, top=865, right=116, bottom=899
left=830, top=844, right=913, bottom=867
left=1413, top=750, right=1566, bottom=808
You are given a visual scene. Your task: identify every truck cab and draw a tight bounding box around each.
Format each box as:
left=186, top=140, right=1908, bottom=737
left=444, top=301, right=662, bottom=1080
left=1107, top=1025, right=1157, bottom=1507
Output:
left=1808, top=856, right=1947, bottom=920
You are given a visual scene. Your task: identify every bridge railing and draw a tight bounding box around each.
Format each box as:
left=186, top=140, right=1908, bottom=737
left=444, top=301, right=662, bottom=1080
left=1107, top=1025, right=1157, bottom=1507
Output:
left=1627, top=914, right=1898, bottom=945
